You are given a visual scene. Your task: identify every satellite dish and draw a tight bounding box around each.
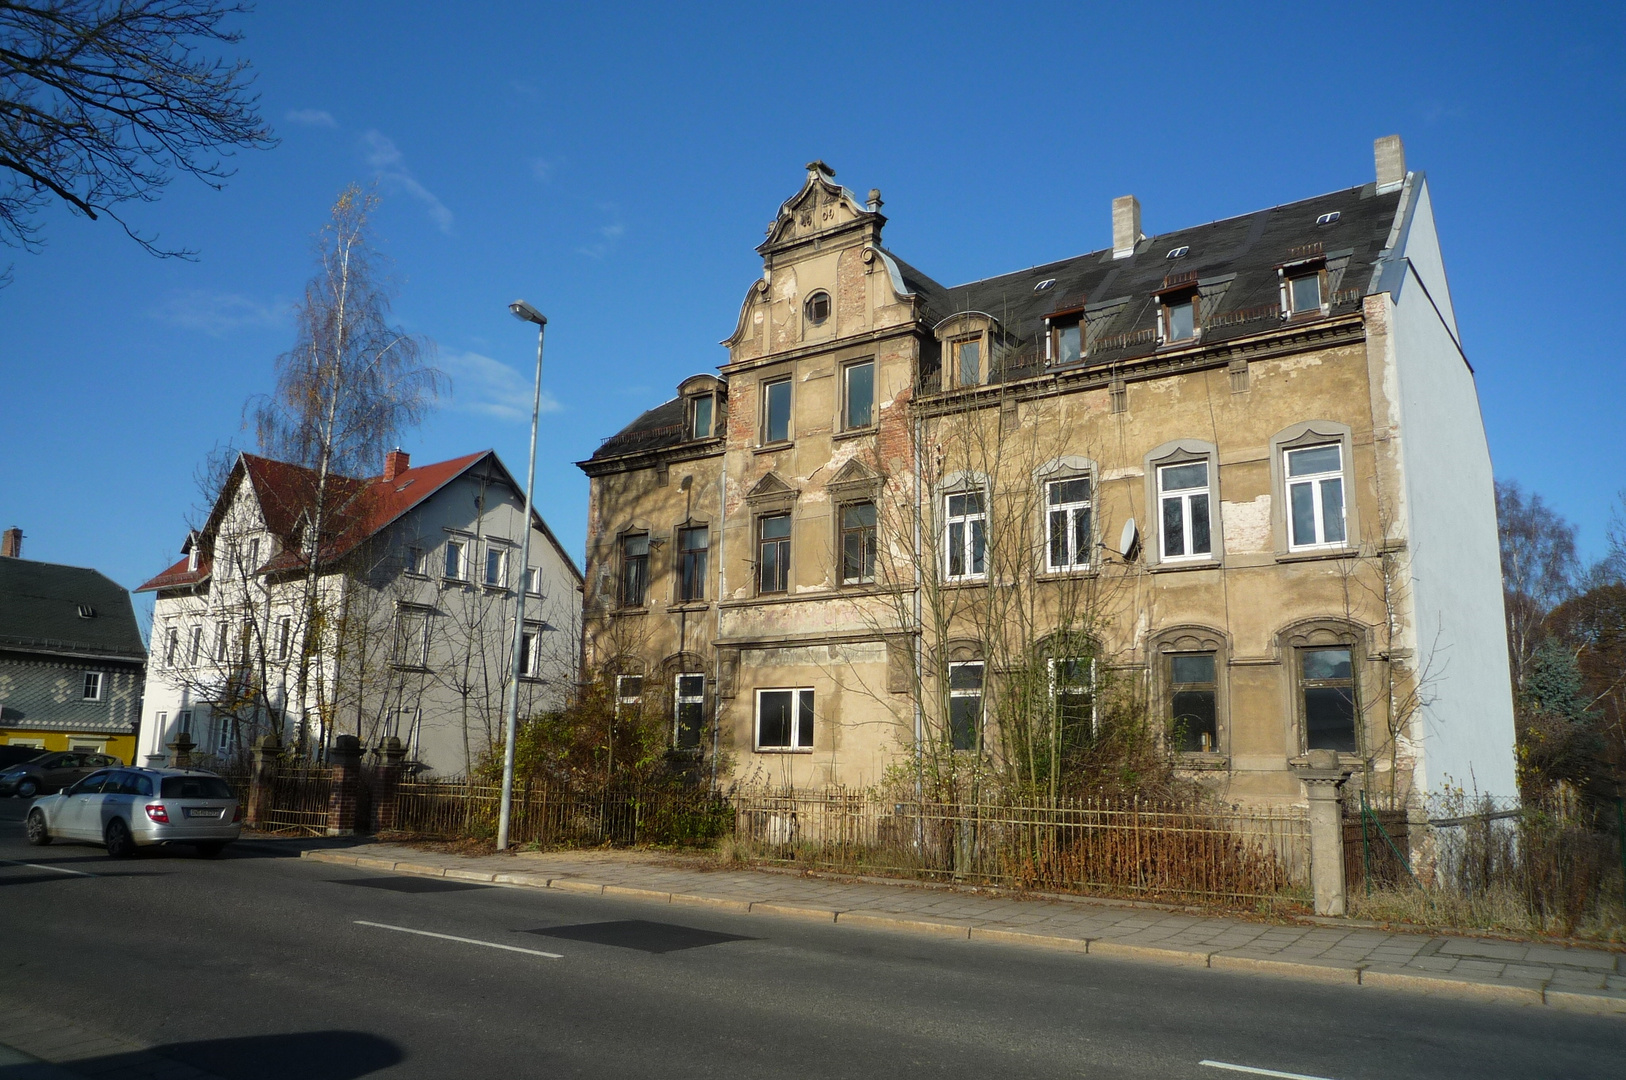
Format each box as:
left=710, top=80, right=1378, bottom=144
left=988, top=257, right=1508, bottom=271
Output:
left=1119, top=518, right=1140, bottom=559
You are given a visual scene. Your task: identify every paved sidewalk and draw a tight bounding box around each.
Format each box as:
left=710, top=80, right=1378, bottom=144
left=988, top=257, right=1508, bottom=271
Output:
left=304, top=842, right=1626, bottom=1018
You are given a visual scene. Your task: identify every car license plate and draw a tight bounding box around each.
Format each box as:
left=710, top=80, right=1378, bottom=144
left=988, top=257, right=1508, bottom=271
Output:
left=185, top=807, right=221, bottom=819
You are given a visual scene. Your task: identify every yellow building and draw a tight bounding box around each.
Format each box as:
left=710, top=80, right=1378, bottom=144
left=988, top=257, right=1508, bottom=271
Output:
left=578, top=137, right=1516, bottom=806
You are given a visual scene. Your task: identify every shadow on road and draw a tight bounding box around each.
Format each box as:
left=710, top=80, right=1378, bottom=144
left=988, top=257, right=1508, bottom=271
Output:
left=0, top=1030, right=405, bottom=1079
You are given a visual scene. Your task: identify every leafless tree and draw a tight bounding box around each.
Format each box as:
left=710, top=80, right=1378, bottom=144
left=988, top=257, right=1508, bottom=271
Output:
left=0, top=0, right=275, bottom=273
left=1495, top=479, right=1580, bottom=694
left=249, top=184, right=444, bottom=752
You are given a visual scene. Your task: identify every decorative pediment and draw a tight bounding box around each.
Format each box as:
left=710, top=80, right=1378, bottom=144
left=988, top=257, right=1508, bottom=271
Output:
left=745, top=471, right=798, bottom=507
left=827, top=457, right=883, bottom=497
left=758, top=161, right=884, bottom=257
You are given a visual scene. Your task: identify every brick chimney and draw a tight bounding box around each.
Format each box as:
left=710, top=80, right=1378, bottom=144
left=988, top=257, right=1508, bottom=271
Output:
left=1112, top=195, right=1142, bottom=259
left=1375, top=134, right=1406, bottom=193
left=383, top=449, right=410, bottom=482
left=1, top=527, right=20, bottom=558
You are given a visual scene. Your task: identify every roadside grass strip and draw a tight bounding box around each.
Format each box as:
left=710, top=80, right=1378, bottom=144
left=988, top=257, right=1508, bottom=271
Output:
left=1199, top=1061, right=1339, bottom=1080
left=354, top=920, right=563, bottom=958
left=0, top=859, right=94, bottom=877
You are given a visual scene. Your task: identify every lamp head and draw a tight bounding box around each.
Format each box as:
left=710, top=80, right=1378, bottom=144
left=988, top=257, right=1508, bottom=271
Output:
left=508, top=300, right=547, bottom=326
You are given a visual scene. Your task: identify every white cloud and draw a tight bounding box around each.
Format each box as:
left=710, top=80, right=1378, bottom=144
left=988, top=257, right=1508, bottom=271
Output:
left=360, top=130, right=454, bottom=235
left=150, top=291, right=286, bottom=337
left=576, top=217, right=626, bottom=260
left=284, top=108, right=338, bottom=128
left=441, top=350, right=562, bottom=421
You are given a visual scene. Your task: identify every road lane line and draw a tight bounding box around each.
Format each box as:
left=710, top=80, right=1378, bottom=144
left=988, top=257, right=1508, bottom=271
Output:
left=1199, top=1062, right=1338, bottom=1080
left=0, top=859, right=95, bottom=877
left=354, top=920, right=563, bottom=958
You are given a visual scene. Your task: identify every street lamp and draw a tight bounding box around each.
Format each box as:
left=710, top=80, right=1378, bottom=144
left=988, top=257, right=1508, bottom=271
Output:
left=497, top=299, right=547, bottom=851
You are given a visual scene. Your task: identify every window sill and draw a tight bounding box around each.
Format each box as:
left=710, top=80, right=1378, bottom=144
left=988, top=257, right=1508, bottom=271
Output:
left=753, top=747, right=813, bottom=755
left=832, top=427, right=877, bottom=443
left=940, top=576, right=990, bottom=589
left=1035, top=567, right=1098, bottom=581
left=664, top=601, right=711, bottom=614
left=1148, top=559, right=1221, bottom=574
left=611, top=606, right=649, bottom=617
left=1175, top=754, right=1229, bottom=770
left=1276, top=547, right=1358, bottom=564
left=482, top=583, right=510, bottom=594
left=753, top=441, right=793, bottom=455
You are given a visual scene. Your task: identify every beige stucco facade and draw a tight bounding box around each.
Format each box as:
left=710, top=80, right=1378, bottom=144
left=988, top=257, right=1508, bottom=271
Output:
left=580, top=147, right=1517, bottom=805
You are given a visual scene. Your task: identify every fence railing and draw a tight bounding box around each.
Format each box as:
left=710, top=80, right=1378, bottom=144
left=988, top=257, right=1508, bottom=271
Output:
left=732, top=791, right=1311, bottom=903
left=389, top=778, right=732, bottom=849
left=259, top=766, right=333, bottom=833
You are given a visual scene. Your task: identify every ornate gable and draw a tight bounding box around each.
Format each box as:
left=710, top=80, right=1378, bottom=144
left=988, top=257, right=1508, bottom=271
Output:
left=745, top=471, right=798, bottom=510
left=827, top=457, right=883, bottom=497
left=758, top=161, right=884, bottom=259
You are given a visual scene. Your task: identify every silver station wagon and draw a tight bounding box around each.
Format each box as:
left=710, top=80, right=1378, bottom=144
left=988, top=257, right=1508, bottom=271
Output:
left=25, top=767, right=241, bottom=858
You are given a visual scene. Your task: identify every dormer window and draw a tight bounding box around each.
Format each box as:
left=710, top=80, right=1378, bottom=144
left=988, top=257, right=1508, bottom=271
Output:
left=1162, top=293, right=1197, bottom=343
left=688, top=394, right=714, bottom=440
left=1049, top=318, right=1082, bottom=366
left=804, top=290, right=831, bottom=326
left=953, top=337, right=981, bottom=387
left=186, top=545, right=199, bottom=572
left=1280, top=261, right=1328, bottom=319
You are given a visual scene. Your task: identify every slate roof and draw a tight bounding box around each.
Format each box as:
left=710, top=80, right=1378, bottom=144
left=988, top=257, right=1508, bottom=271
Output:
left=928, top=183, right=1402, bottom=382
left=138, top=450, right=582, bottom=592
left=585, top=180, right=1403, bottom=459
left=0, top=558, right=147, bottom=660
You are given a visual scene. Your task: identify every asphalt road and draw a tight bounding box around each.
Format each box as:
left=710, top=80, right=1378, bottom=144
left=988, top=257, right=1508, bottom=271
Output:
left=0, top=798, right=1621, bottom=1079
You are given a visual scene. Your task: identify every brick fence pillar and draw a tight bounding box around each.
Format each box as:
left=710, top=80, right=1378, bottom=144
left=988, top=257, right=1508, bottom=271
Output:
left=167, top=733, right=196, bottom=771
left=373, top=736, right=407, bottom=832
left=1294, top=748, right=1355, bottom=916
left=247, top=732, right=281, bottom=828
left=327, top=734, right=363, bottom=837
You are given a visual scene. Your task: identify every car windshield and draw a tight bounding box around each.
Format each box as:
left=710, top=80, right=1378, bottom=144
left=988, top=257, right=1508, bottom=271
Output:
left=160, top=776, right=235, bottom=800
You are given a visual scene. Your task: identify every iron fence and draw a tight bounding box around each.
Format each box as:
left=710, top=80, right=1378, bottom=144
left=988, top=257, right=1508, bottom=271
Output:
left=733, top=791, right=1311, bottom=903
left=389, top=778, right=732, bottom=849
left=258, top=766, right=332, bottom=833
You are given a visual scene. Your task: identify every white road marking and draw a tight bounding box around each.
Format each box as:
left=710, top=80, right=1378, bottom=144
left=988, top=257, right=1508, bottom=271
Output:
left=1199, top=1062, right=1338, bottom=1080
left=0, top=859, right=95, bottom=877
left=354, top=920, right=563, bottom=958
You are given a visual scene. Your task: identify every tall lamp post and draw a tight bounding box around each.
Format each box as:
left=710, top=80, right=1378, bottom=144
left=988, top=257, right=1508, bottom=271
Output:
left=497, top=299, right=547, bottom=851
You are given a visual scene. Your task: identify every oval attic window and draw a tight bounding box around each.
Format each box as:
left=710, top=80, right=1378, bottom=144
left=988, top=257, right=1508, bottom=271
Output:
left=804, top=291, right=831, bottom=325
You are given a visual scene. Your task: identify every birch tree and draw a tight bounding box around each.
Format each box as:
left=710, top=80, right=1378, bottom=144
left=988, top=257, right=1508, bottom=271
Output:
left=249, top=184, right=443, bottom=755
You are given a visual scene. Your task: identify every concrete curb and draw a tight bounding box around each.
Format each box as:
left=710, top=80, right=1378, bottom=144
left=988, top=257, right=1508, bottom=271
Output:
left=297, top=849, right=1625, bottom=1018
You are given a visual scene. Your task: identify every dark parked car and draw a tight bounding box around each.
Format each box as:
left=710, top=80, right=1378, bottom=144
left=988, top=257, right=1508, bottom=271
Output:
left=0, top=746, right=47, bottom=771
left=0, top=751, right=122, bottom=798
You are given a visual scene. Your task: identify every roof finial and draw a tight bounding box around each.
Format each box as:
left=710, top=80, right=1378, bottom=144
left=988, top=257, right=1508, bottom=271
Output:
left=867, top=188, right=883, bottom=213
left=805, top=160, right=835, bottom=180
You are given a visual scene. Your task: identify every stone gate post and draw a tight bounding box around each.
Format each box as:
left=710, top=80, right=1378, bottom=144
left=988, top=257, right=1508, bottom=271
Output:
left=373, top=736, right=407, bottom=833
left=1294, top=748, right=1355, bottom=916
left=247, top=732, right=281, bottom=828
left=326, top=734, right=363, bottom=837
left=167, top=732, right=196, bottom=771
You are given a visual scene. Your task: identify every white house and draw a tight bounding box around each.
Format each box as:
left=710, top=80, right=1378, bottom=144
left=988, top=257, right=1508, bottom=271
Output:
left=135, top=449, right=583, bottom=775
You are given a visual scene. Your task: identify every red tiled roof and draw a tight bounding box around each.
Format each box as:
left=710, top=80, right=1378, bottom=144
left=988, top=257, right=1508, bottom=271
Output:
left=137, top=451, right=491, bottom=591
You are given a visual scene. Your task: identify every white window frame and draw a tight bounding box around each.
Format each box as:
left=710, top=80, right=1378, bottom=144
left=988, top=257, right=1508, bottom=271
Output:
left=1157, top=461, right=1213, bottom=562
left=1044, top=476, right=1093, bottom=572
left=762, top=377, right=793, bottom=444
left=754, top=687, right=815, bottom=752
left=276, top=617, right=292, bottom=661
left=214, top=622, right=229, bottom=663
left=943, top=490, right=987, bottom=581
left=81, top=671, right=103, bottom=701
left=444, top=540, right=467, bottom=581
left=177, top=710, right=193, bottom=736
left=689, top=393, right=715, bottom=440
left=164, top=626, right=178, bottom=666
left=484, top=545, right=507, bottom=588
left=615, top=674, right=644, bottom=720
left=842, top=359, right=875, bottom=430
left=153, top=712, right=168, bottom=741
left=673, top=673, right=705, bottom=750
left=525, top=566, right=542, bottom=596
left=395, top=607, right=431, bottom=668
left=189, top=626, right=203, bottom=666
left=405, top=546, right=427, bottom=576
left=1049, top=656, right=1098, bottom=738
left=1284, top=444, right=1348, bottom=551
left=519, top=623, right=542, bottom=678
left=246, top=536, right=261, bottom=571
left=947, top=662, right=984, bottom=752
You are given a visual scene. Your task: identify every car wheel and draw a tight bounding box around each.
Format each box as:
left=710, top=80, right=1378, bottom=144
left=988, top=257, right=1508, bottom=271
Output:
left=195, top=842, right=228, bottom=859
left=17, top=778, right=37, bottom=799
left=25, top=810, right=51, bottom=846
left=104, top=818, right=136, bottom=859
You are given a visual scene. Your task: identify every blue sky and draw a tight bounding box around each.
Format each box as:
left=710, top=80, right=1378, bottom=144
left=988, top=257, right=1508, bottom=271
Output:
left=2, top=1, right=1623, bottom=629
